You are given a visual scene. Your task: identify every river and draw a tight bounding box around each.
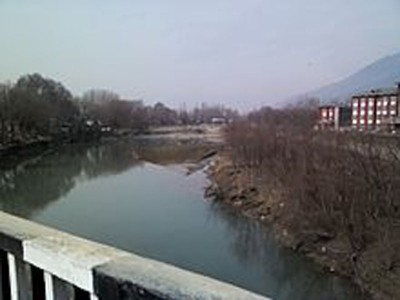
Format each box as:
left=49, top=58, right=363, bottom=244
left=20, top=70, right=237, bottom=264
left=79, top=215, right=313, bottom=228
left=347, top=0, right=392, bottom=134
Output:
left=0, top=138, right=366, bottom=299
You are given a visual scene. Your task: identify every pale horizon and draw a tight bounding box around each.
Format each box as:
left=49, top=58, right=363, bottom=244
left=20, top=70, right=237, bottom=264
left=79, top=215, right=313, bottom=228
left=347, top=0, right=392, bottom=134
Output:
left=1, top=0, right=399, bottom=111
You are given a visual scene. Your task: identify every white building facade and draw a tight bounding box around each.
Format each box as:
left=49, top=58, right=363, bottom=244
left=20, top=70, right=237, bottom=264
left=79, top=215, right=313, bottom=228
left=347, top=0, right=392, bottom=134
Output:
left=351, top=84, right=400, bottom=131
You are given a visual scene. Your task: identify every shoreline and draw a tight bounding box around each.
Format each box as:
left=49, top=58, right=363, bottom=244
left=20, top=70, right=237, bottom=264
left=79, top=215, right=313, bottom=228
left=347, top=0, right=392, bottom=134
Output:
left=0, top=125, right=224, bottom=170
left=0, top=130, right=136, bottom=169
left=204, top=151, right=398, bottom=300
left=1, top=126, right=394, bottom=299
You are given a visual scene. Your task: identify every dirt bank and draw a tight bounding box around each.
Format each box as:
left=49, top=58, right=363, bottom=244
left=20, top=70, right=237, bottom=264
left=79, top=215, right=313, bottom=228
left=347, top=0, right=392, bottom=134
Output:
left=205, top=152, right=399, bottom=300
left=146, top=125, right=225, bottom=144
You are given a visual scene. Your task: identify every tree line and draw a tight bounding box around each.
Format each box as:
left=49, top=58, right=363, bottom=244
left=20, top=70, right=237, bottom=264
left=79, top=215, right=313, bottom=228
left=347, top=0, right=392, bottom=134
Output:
left=0, top=73, right=238, bottom=146
left=225, top=105, right=400, bottom=298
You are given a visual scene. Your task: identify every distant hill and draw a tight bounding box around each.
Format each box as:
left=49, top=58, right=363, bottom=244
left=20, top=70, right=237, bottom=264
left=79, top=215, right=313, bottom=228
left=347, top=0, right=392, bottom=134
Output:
left=301, top=52, right=400, bottom=104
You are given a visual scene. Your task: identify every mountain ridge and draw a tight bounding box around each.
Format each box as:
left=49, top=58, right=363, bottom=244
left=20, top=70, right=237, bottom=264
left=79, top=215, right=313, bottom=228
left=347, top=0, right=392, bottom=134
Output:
left=300, top=52, right=400, bottom=104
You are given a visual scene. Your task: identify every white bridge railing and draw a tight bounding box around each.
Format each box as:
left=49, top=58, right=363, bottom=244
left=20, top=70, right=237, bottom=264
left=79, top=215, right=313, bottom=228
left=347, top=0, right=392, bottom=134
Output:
left=0, top=211, right=269, bottom=300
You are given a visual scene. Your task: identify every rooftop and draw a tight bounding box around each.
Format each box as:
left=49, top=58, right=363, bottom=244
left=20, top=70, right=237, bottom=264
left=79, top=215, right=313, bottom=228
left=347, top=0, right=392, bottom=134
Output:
left=353, top=87, right=398, bottom=98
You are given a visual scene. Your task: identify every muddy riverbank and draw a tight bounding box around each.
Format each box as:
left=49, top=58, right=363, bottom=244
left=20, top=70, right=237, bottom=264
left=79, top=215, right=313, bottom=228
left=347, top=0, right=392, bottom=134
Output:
left=0, top=136, right=367, bottom=299
left=205, top=152, right=399, bottom=300
left=0, top=125, right=222, bottom=168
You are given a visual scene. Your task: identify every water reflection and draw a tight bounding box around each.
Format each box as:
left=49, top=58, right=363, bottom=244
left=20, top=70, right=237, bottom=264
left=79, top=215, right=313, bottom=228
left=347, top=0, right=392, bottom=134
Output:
left=0, top=139, right=367, bottom=299
left=0, top=139, right=213, bottom=218
left=209, top=204, right=367, bottom=299
left=0, top=141, right=141, bottom=217
left=80, top=142, right=142, bottom=180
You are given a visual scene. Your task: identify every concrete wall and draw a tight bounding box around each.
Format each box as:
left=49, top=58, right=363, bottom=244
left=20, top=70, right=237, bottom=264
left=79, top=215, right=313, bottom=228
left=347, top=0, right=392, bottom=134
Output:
left=0, top=211, right=269, bottom=300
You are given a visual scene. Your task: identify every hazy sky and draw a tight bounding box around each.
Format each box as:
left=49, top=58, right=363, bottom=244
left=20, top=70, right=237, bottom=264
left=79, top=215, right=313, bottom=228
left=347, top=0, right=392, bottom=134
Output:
left=1, top=0, right=399, bottom=110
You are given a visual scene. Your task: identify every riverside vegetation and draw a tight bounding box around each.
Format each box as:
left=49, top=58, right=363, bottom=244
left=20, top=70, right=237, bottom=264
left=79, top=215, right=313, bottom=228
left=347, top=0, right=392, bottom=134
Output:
left=2, top=73, right=398, bottom=298
left=206, top=106, right=400, bottom=300
left=0, top=73, right=237, bottom=156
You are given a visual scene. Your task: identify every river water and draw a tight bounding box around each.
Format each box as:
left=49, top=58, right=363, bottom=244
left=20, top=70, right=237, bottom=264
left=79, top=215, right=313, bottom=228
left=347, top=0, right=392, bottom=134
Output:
left=0, top=138, right=366, bottom=299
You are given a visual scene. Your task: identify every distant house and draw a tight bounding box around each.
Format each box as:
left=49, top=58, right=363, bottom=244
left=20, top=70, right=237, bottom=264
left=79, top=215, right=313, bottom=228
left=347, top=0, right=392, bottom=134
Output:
left=318, top=105, right=351, bottom=130
left=351, top=83, right=400, bottom=132
left=210, top=117, right=227, bottom=125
